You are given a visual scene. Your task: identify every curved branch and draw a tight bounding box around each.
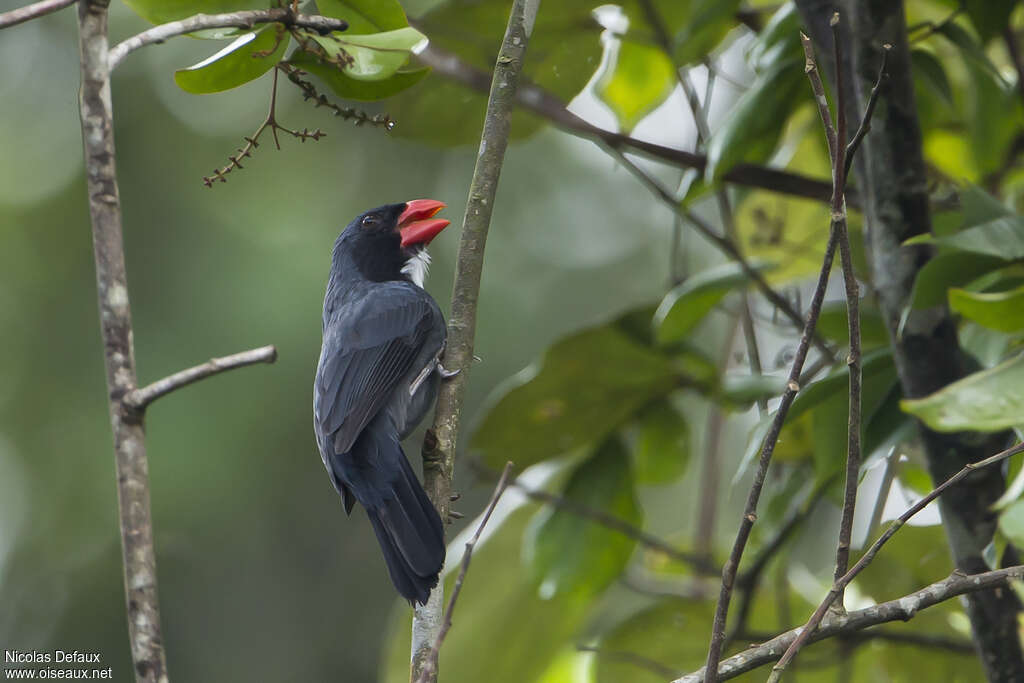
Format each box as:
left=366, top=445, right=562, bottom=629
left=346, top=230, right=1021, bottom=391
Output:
left=124, top=345, right=277, bottom=410
left=0, top=0, right=77, bottom=29
left=675, top=565, right=1024, bottom=683
left=107, top=8, right=348, bottom=71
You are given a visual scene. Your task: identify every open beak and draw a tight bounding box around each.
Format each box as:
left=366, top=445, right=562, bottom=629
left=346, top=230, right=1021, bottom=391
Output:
left=398, top=199, right=450, bottom=247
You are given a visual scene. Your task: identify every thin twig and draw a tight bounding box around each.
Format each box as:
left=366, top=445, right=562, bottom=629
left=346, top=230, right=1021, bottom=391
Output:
left=800, top=15, right=862, bottom=613
left=676, top=564, right=1024, bottom=683
left=0, top=0, right=76, bottom=29
left=768, top=440, right=1024, bottom=680
left=410, top=1, right=539, bottom=680
left=107, top=8, right=348, bottom=71
left=279, top=63, right=395, bottom=129
left=202, top=67, right=326, bottom=187
left=414, top=462, right=515, bottom=683
left=701, top=223, right=838, bottom=682
left=844, top=46, right=890, bottom=178
left=124, top=345, right=277, bottom=410
left=725, top=478, right=833, bottom=648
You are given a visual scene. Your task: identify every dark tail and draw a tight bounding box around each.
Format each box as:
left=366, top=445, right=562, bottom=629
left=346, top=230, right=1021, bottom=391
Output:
left=330, top=422, right=445, bottom=606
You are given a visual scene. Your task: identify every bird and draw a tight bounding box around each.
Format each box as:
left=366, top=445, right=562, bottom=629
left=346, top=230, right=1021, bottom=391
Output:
left=313, top=199, right=453, bottom=605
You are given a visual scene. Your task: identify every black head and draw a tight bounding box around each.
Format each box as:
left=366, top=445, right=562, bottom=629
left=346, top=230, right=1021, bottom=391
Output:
left=333, top=200, right=449, bottom=283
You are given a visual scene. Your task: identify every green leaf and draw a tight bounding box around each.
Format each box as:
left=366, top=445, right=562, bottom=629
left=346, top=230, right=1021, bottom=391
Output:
left=174, top=28, right=287, bottom=94
left=470, top=323, right=679, bottom=468
left=902, top=353, right=1024, bottom=432
left=595, top=40, right=676, bottom=133
left=122, top=0, right=254, bottom=25
left=719, top=374, right=787, bottom=407
left=963, top=0, right=1019, bottom=44
left=910, top=48, right=953, bottom=106
left=962, top=183, right=1014, bottom=226
left=307, top=27, right=426, bottom=81
left=705, top=56, right=805, bottom=181
left=653, top=261, right=764, bottom=344
left=525, top=439, right=641, bottom=598
left=950, top=284, right=1024, bottom=333
left=381, top=501, right=591, bottom=683
left=932, top=215, right=1024, bottom=261
left=665, top=0, right=742, bottom=67
left=999, top=499, right=1024, bottom=554
left=626, top=401, right=690, bottom=484
left=965, top=60, right=1023, bottom=175
left=594, top=598, right=715, bottom=683
left=316, top=0, right=409, bottom=32
left=748, top=2, right=801, bottom=71
left=909, top=251, right=1007, bottom=309
left=287, top=50, right=429, bottom=100
left=815, top=300, right=891, bottom=348
left=936, top=21, right=1007, bottom=85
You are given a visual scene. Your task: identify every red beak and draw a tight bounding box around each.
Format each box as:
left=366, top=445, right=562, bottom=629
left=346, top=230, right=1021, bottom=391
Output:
left=398, top=199, right=450, bottom=247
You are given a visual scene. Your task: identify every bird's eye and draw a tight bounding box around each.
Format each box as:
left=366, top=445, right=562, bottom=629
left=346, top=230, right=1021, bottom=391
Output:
left=361, top=215, right=379, bottom=228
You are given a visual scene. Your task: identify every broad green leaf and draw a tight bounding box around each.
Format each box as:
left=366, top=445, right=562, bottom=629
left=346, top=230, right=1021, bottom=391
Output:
left=653, top=261, right=764, bottom=344
left=963, top=0, right=1019, bottom=44
left=911, top=48, right=953, bottom=106
left=719, top=373, right=787, bottom=407
left=936, top=21, right=1007, bottom=85
left=815, top=300, right=891, bottom=349
left=902, top=353, right=1024, bottom=432
left=930, top=215, right=1024, bottom=260
left=959, top=321, right=1014, bottom=368
left=122, top=0, right=254, bottom=25
left=316, top=0, right=408, bottom=32
left=965, top=60, right=1023, bottom=176
left=381, top=500, right=590, bottom=683
left=470, top=323, right=679, bottom=468
left=949, top=284, right=1024, bottom=333
left=665, top=0, right=742, bottom=67
left=287, top=50, right=429, bottom=100
left=595, top=40, right=676, bottom=133
left=594, top=598, right=715, bottom=683
left=524, top=439, right=641, bottom=598
left=909, top=251, right=1007, bottom=308
left=307, top=27, right=426, bottom=81
left=747, top=2, right=801, bottom=71
left=626, top=400, right=690, bottom=484
left=174, top=28, right=287, bottom=94
left=705, top=56, right=805, bottom=181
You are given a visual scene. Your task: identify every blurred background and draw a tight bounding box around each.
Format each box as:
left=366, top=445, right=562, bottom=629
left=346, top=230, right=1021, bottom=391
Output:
left=2, top=0, right=1011, bottom=681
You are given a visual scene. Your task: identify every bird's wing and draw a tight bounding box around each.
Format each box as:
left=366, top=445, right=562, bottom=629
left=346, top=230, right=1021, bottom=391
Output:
left=316, top=284, right=441, bottom=455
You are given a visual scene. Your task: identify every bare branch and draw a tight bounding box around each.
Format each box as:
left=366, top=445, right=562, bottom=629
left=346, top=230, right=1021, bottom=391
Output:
left=76, top=0, right=167, bottom=679
left=124, top=345, right=277, bottom=410
left=414, top=43, right=839, bottom=205
left=414, top=463, right=515, bottom=683
left=0, top=0, right=76, bottom=29
left=769, top=439, right=1024, bottom=679
left=844, top=44, right=890, bottom=178
left=677, top=565, right=1024, bottom=683
left=410, top=1, right=538, bottom=680
left=107, top=8, right=349, bottom=71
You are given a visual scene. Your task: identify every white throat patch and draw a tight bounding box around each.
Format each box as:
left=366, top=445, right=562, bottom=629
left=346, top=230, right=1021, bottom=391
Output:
left=402, top=249, right=431, bottom=288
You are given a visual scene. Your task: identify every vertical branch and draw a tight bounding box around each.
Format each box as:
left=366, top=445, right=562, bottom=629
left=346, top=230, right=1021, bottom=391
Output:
left=411, top=0, right=540, bottom=681
left=76, top=1, right=168, bottom=681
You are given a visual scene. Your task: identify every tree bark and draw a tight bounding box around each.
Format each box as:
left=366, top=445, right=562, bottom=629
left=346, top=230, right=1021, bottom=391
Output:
left=804, top=1, right=1024, bottom=678
left=77, top=1, right=168, bottom=680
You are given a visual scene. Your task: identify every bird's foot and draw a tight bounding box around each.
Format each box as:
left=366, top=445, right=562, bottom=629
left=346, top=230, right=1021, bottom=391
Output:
left=450, top=492, right=461, bottom=502
left=438, top=363, right=460, bottom=379
left=449, top=510, right=465, bottom=520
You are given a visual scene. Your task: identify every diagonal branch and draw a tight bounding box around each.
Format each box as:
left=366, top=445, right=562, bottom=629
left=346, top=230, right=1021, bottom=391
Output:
left=414, top=462, right=515, bottom=683
left=0, top=0, right=77, bottom=29
left=124, top=345, right=277, bottom=410
left=410, top=1, right=539, bottom=681
left=107, top=8, right=349, bottom=71
left=675, top=564, right=1024, bottom=683
left=414, top=43, right=839, bottom=204
left=768, top=439, right=1024, bottom=679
